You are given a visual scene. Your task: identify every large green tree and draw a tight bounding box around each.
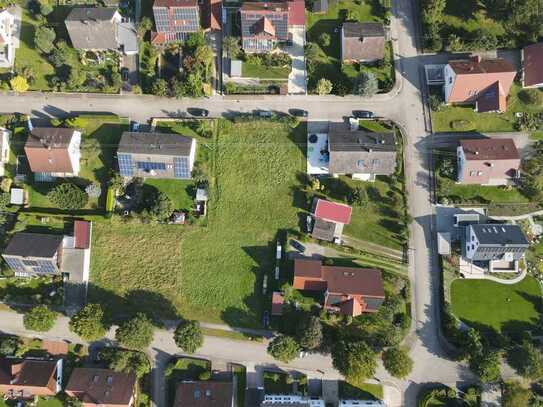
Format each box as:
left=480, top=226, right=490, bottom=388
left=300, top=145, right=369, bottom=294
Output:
left=382, top=347, right=413, bottom=379
left=353, top=71, right=378, bottom=96
left=332, top=340, right=377, bottom=383
left=502, top=381, right=532, bottom=407
left=34, top=26, right=56, bottom=54
left=508, top=340, right=543, bottom=380
left=174, top=320, right=203, bottom=354
left=222, top=36, right=241, bottom=58
left=297, top=316, right=323, bottom=350
left=69, top=303, right=107, bottom=341
left=267, top=335, right=299, bottom=363
left=47, top=183, right=88, bottom=210
left=471, top=350, right=501, bottom=383
left=23, top=305, right=57, bottom=332
left=99, top=348, right=151, bottom=378
left=115, top=313, right=154, bottom=350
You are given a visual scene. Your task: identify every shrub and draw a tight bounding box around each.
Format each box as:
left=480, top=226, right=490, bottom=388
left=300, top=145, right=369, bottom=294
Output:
left=23, top=305, right=57, bottom=332
left=316, top=78, right=333, bottom=95
left=382, top=347, right=413, bottom=378
left=319, top=33, right=331, bottom=47
left=10, top=76, right=29, bottom=92
left=99, top=348, right=151, bottom=378
left=85, top=182, right=102, bottom=198
left=518, top=89, right=543, bottom=105
left=115, top=313, right=154, bottom=350
left=69, top=303, right=107, bottom=341
left=429, top=94, right=443, bottom=111
left=199, top=370, right=211, bottom=380
left=450, top=119, right=474, bottom=131
left=47, top=183, right=88, bottom=210
left=0, top=336, right=19, bottom=356
left=173, top=320, right=203, bottom=354
left=353, top=71, right=378, bottom=96
left=267, top=335, right=299, bottom=363
left=34, top=26, right=56, bottom=54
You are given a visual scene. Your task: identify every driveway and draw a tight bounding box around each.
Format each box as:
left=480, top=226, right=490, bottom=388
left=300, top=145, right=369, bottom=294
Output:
left=122, top=53, right=139, bottom=90
left=286, top=27, right=306, bottom=95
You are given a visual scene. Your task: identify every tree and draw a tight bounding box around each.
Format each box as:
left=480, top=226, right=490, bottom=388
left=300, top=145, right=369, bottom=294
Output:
left=69, top=303, right=107, bottom=341
left=194, top=45, right=214, bottom=79
left=332, top=340, right=377, bottom=383
left=34, top=26, right=56, bottom=54
left=47, top=183, right=88, bottom=210
left=10, top=76, right=29, bottom=92
left=508, top=340, right=543, bottom=380
left=222, top=36, right=241, bottom=58
left=348, top=187, right=368, bottom=207
left=316, top=78, right=333, bottom=95
left=67, top=65, right=86, bottom=89
left=173, top=320, right=203, bottom=354
left=0, top=336, right=19, bottom=356
left=151, top=78, right=168, bottom=96
left=318, top=33, right=331, bottom=47
left=23, top=305, right=57, bottom=332
left=267, top=335, right=299, bottom=363
left=382, top=347, right=413, bottom=379
left=185, top=31, right=206, bottom=51
left=39, top=1, right=54, bottom=16
left=143, top=191, right=174, bottom=222
left=115, top=313, right=154, bottom=350
left=354, top=71, right=378, bottom=96
left=471, top=350, right=501, bottom=383
left=85, top=182, right=102, bottom=198
left=502, top=381, right=532, bottom=407
left=297, top=316, right=323, bottom=350
left=183, top=71, right=205, bottom=98
left=99, top=348, right=151, bottom=378
left=137, top=17, right=152, bottom=39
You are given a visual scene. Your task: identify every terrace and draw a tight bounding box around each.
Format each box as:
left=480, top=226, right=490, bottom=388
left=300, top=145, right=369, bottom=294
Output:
left=307, top=132, right=329, bottom=175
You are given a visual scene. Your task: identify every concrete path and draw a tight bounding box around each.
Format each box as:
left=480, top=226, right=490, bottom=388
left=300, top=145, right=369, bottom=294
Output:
left=287, top=26, right=307, bottom=95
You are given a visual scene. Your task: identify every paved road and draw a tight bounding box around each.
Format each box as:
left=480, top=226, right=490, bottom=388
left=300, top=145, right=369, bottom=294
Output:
left=0, top=0, right=481, bottom=405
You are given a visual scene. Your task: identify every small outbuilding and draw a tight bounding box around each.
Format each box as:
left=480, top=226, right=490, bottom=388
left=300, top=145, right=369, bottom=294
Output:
left=195, top=187, right=209, bottom=216
left=229, top=59, right=242, bottom=78
left=10, top=188, right=24, bottom=205
left=271, top=291, right=284, bottom=316
left=312, top=0, right=328, bottom=13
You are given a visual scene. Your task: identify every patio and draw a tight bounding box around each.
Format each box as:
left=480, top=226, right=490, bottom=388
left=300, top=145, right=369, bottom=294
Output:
left=307, top=132, right=329, bottom=175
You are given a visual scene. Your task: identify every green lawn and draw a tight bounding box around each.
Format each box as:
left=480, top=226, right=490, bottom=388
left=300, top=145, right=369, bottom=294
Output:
left=432, top=84, right=543, bottom=133
left=263, top=371, right=294, bottom=395
left=143, top=179, right=195, bottom=211
left=241, top=63, right=290, bottom=79
left=90, top=119, right=305, bottom=326
left=450, top=276, right=542, bottom=336
left=438, top=180, right=529, bottom=204
left=339, top=381, right=383, bottom=400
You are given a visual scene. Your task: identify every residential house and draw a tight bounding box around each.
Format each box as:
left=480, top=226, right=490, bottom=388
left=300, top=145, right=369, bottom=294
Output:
left=202, top=0, right=222, bottom=31
left=2, top=233, right=63, bottom=277
left=339, top=401, right=385, bottom=407
left=0, top=127, right=10, bottom=176
left=240, top=2, right=291, bottom=53
left=151, top=0, right=200, bottom=44
left=65, top=7, right=138, bottom=55
left=463, top=224, right=529, bottom=273
left=457, top=138, right=520, bottom=185
left=310, top=198, right=352, bottom=242
left=24, top=127, right=81, bottom=181
left=522, top=42, right=543, bottom=88
left=117, top=131, right=197, bottom=179
left=271, top=291, right=284, bottom=316
left=328, top=124, right=396, bottom=180
left=443, top=56, right=516, bottom=113
left=173, top=380, right=234, bottom=406
left=65, top=368, right=137, bottom=407
left=0, top=9, right=16, bottom=68
left=293, top=258, right=385, bottom=316
left=0, top=358, right=63, bottom=399
left=262, top=395, right=325, bottom=406
left=341, top=22, right=385, bottom=64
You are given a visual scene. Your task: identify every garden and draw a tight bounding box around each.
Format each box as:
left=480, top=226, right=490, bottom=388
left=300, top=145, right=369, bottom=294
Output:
left=338, top=381, right=383, bottom=400
left=417, top=385, right=480, bottom=407
left=165, top=357, right=211, bottom=405
left=305, top=0, right=394, bottom=95
left=263, top=370, right=307, bottom=395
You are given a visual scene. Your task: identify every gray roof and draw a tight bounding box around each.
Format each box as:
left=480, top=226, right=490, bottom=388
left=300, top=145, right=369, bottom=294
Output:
left=117, top=132, right=194, bottom=156
left=311, top=218, right=335, bottom=241
left=343, top=22, right=385, bottom=38
left=26, top=127, right=76, bottom=148
left=118, top=22, right=138, bottom=54
left=3, top=233, right=63, bottom=258
left=65, top=8, right=119, bottom=50
left=365, top=297, right=384, bottom=311
left=313, top=0, right=328, bottom=12
left=328, top=126, right=397, bottom=175
left=471, top=224, right=529, bottom=246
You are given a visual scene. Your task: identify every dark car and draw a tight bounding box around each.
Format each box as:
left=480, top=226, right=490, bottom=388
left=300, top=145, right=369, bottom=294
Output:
left=353, top=110, right=375, bottom=119
left=121, top=67, right=129, bottom=82
left=289, top=108, right=308, bottom=118
left=290, top=239, right=306, bottom=253
left=187, top=108, right=210, bottom=117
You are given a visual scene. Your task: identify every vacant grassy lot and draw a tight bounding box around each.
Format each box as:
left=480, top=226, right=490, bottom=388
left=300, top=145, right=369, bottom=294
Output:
left=451, top=276, right=542, bottom=336
left=432, top=84, right=543, bottom=133
left=242, top=63, right=290, bottom=79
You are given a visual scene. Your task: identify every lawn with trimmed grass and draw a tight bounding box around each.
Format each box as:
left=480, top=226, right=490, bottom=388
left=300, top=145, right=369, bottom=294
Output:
left=242, top=63, right=290, bottom=79
left=450, top=276, right=542, bottom=336
left=339, top=381, right=383, bottom=400
left=440, top=182, right=529, bottom=204
left=143, top=179, right=195, bottom=211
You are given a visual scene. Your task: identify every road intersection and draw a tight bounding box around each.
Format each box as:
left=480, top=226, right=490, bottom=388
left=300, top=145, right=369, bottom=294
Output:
left=0, top=0, right=481, bottom=405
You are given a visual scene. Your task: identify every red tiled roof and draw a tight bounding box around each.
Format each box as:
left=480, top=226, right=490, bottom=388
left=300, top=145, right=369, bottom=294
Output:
left=41, top=340, right=69, bottom=356
left=523, top=42, right=543, bottom=87
left=174, top=381, right=233, bottom=406
left=240, top=2, right=288, bottom=11
left=287, top=0, right=305, bottom=25
left=151, top=31, right=167, bottom=44
left=74, top=220, right=91, bottom=249
left=271, top=292, right=284, bottom=315
left=202, top=0, right=221, bottom=30
left=460, top=138, right=519, bottom=161
left=313, top=199, right=352, bottom=224
left=153, top=0, right=197, bottom=7
left=338, top=297, right=364, bottom=317
left=322, top=266, right=384, bottom=298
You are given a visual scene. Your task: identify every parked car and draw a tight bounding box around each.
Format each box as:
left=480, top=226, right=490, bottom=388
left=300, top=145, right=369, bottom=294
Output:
left=353, top=110, right=375, bottom=119
left=289, top=108, right=308, bottom=118
left=257, top=110, right=273, bottom=118
left=187, top=108, right=209, bottom=117
left=290, top=239, right=305, bottom=253
left=121, top=67, right=129, bottom=82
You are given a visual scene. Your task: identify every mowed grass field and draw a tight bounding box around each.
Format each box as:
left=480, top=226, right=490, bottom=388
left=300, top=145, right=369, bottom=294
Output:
left=451, top=276, right=542, bottom=336
left=90, top=119, right=305, bottom=326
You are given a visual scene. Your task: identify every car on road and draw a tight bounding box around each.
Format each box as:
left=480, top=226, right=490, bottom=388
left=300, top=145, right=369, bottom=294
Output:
left=256, top=110, right=273, bottom=118
left=353, top=110, right=375, bottom=119
left=290, top=239, right=305, bottom=253
left=289, top=108, right=308, bottom=118
left=121, top=67, right=129, bottom=82
left=187, top=108, right=209, bottom=117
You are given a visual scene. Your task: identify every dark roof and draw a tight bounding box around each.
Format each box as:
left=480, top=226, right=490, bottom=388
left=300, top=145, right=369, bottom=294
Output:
left=26, top=127, right=76, bottom=148
left=74, top=220, right=91, bottom=249
left=460, top=138, right=519, bottom=161
left=66, top=7, right=117, bottom=20
left=471, top=224, right=529, bottom=246
left=0, top=358, right=58, bottom=389
left=449, top=58, right=516, bottom=75
left=153, top=0, right=198, bottom=7
left=328, top=129, right=396, bottom=152
left=312, top=0, right=328, bottom=12
left=66, top=368, right=137, bottom=406
left=3, top=233, right=63, bottom=258
left=240, top=2, right=288, bottom=11
left=117, top=132, right=194, bottom=156
left=342, top=22, right=385, bottom=38
left=311, top=218, right=336, bottom=241
left=476, top=81, right=505, bottom=113
left=65, top=8, right=119, bottom=50
left=523, top=42, right=543, bottom=87
left=293, top=258, right=323, bottom=279
left=174, top=381, right=234, bottom=407
left=322, top=266, right=385, bottom=298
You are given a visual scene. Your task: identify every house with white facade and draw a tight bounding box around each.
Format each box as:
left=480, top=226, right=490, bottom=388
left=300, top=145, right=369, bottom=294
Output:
left=0, top=9, right=16, bottom=68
